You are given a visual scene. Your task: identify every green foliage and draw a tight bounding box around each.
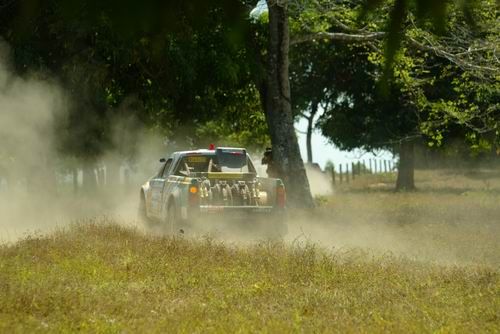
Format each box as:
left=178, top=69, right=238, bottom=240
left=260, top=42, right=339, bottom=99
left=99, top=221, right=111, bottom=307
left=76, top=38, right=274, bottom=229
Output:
left=288, top=0, right=498, bottom=157
left=291, top=40, right=418, bottom=152
left=404, top=1, right=499, bottom=155
left=289, top=1, right=417, bottom=153
left=194, top=86, right=270, bottom=150
left=363, top=0, right=482, bottom=79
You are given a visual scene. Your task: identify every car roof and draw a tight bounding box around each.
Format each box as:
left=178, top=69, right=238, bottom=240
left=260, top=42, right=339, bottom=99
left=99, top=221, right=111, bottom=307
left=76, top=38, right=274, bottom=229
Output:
left=174, top=149, right=215, bottom=157
left=173, top=147, right=247, bottom=157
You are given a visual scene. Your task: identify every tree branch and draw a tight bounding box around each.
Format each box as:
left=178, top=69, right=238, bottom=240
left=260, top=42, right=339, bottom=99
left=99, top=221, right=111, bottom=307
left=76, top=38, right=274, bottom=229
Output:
left=406, top=38, right=499, bottom=74
left=295, top=127, right=307, bottom=135
left=290, top=31, right=386, bottom=45
left=292, top=29, right=498, bottom=76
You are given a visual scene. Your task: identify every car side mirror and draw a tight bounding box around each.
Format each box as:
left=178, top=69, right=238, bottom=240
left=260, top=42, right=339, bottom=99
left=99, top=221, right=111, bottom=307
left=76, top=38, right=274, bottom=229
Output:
left=159, top=158, right=166, bottom=163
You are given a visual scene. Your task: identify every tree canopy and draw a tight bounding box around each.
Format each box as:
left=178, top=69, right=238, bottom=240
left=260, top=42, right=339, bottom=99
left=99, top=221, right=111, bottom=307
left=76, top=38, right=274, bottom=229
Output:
left=284, top=0, right=498, bottom=189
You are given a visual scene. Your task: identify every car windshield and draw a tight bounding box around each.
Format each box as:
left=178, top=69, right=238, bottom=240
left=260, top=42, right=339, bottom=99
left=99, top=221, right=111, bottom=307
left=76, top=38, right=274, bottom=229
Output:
left=174, top=154, right=256, bottom=176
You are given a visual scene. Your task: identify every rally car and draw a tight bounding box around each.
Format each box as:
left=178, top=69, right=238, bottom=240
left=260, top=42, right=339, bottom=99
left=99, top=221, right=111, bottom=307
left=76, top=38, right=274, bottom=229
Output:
left=138, top=147, right=287, bottom=236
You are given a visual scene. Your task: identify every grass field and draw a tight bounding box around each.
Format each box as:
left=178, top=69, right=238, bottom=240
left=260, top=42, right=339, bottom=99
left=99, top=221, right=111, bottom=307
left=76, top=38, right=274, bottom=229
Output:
left=0, top=169, right=499, bottom=333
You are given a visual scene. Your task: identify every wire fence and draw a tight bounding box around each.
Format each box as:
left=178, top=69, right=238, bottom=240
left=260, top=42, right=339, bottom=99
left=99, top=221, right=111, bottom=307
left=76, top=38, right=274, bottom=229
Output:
left=325, top=159, right=396, bottom=184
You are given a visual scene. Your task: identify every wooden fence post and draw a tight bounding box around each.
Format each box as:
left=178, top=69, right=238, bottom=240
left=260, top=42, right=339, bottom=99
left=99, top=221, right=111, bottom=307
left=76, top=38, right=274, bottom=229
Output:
left=384, top=160, right=388, bottom=173
left=351, top=162, right=355, bottom=181
left=331, top=165, right=336, bottom=185
left=339, top=164, right=343, bottom=183
left=345, top=163, right=349, bottom=183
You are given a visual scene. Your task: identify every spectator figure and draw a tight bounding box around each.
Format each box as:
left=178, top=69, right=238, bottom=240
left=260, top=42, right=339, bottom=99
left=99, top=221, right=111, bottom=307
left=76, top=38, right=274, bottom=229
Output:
left=261, top=147, right=278, bottom=178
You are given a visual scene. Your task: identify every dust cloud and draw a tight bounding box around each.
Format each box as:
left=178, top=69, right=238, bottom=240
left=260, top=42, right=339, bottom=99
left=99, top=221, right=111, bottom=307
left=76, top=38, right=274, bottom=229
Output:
left=0, top=42, right=66, bottom=240
left=0, top=42, right=159, bottom=241
left=305, top=164, right=333, bottom=196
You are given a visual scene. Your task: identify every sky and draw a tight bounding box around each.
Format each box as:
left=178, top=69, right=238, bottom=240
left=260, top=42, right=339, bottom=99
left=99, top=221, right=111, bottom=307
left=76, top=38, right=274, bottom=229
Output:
left=295, top=118, right=395, bottom=170
left=249, top=0, right=267, bottom=18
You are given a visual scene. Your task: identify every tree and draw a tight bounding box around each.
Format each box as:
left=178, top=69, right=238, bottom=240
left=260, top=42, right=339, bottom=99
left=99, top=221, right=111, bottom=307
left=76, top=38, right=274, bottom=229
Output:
left=264, top=0, right=314, bottom=207
left=310, top=42, right=419, bottom=190
left=289, top=40, right=338, bottom=164
left=409, top=2, right=499, bottom=154
left=285, top=0, right=498, bottom=190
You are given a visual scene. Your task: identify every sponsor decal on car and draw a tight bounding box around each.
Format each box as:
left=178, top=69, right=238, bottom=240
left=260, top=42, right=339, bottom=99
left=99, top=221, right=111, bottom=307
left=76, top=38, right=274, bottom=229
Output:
left=207, top=173, right=244, bottom=180
left=187, top=156, right=208, bottom=163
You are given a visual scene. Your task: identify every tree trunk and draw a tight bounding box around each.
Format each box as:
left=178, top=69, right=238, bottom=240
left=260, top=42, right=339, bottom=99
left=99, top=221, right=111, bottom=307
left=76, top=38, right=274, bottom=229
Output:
left=306, top=116, right=313, bottom=164
left=306, top=101, right=319, bottom=164
left=265, top=0, right=314, bottom=208
left=396, top=139, right=416, bottom=191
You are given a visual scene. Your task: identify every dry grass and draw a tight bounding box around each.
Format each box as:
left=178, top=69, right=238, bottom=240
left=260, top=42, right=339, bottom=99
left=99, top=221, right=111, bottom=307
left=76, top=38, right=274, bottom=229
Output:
left=298, top=169, right=500, bottom=267
left=0, top=222, right=498, bottom=333
left=0, top=169, right=499, bottom=333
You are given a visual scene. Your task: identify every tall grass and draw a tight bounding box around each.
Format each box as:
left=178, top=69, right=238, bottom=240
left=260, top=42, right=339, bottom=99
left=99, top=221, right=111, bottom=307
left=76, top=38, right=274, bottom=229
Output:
left=0, top=221, right=498, bottom=333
